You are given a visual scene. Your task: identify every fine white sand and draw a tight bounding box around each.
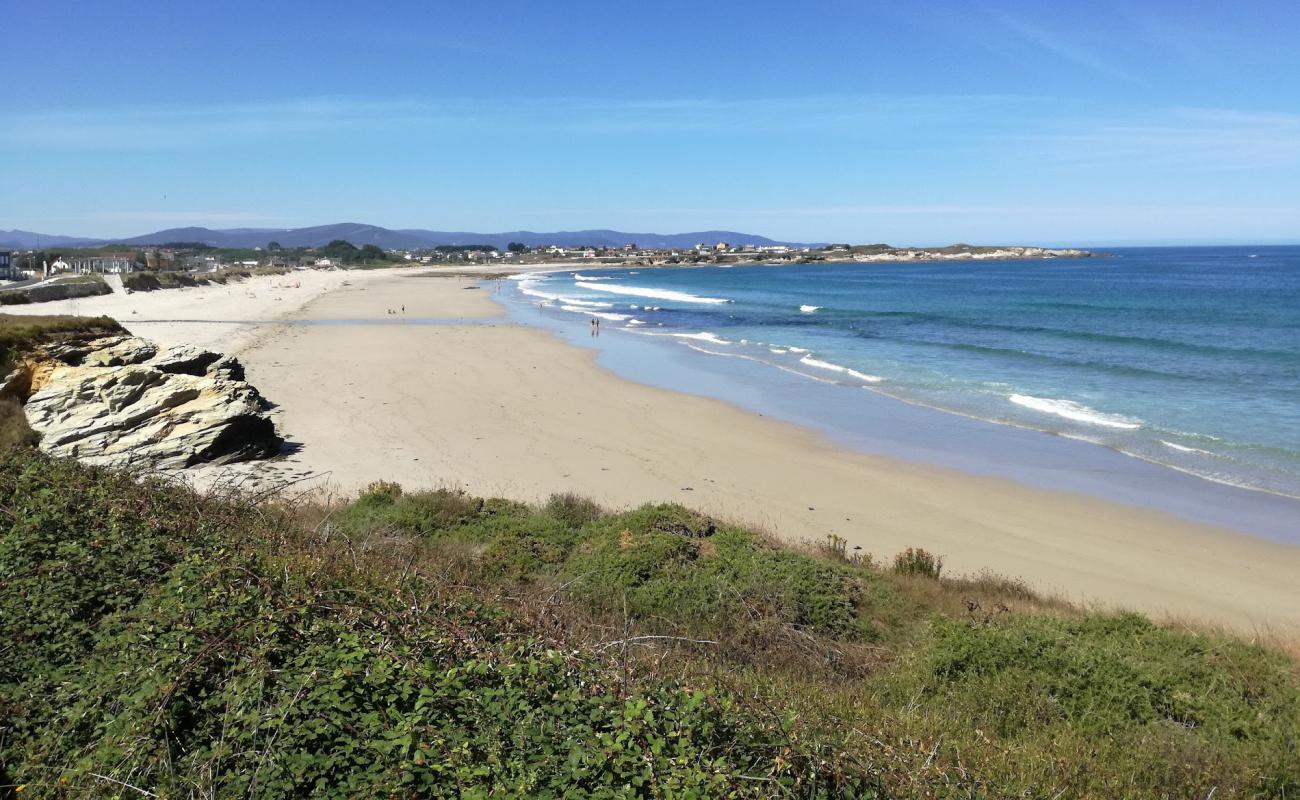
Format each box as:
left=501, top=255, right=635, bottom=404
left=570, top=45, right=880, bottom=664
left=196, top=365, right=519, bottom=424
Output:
left=11, top=268, right=1300, bottom=634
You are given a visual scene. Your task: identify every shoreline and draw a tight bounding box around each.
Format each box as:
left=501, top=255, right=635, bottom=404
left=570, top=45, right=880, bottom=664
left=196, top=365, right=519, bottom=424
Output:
left=503, top=282, right=1300, bottom=544
left=8, top=267, right=1300, bottom=633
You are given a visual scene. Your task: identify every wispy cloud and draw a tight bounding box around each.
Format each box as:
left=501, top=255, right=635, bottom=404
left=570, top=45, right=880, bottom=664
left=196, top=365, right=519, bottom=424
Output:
left=990, top=11, right=1145, bottom=86
left=1018, top=107, right=1300, bottom=169
left=7, top=95, right=1298, bottom=179
left=0, top=94, right=1040, bottom=150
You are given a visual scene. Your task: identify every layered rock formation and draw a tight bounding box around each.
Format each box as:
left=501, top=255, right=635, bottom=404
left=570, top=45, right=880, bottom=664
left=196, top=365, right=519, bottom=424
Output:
left=5, top=335, right=281, bottom=469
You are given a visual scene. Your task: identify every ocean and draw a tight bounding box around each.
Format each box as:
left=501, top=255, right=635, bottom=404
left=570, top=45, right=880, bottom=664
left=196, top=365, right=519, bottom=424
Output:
left=505, top=246, right=1300, bottom=505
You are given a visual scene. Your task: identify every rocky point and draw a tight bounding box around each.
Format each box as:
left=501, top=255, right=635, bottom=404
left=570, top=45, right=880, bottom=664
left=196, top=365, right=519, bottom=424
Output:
left=3, top=335, right=282, bottom=469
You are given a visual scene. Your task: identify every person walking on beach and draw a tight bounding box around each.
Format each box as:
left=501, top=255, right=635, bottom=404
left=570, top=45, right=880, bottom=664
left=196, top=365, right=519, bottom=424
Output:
left=590, top=318, right=596, bottom=337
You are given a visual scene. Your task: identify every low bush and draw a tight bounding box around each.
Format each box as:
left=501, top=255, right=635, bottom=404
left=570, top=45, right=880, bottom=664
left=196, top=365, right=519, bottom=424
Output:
left=545, top=491, right=604, bottom=527
left=893, top=546, right=943, bottom=579
left=926, top=613, right=1300, bottom=740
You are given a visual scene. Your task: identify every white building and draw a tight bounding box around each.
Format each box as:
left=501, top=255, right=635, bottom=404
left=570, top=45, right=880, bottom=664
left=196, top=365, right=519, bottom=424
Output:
left=66, top=255, right=136, bottom=274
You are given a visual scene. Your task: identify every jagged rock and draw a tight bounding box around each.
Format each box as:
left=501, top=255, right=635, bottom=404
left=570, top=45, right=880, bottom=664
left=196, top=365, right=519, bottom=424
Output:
left=79, top=336, right=159, bottom=368
left=23, top=336, right=282, bottom=469
left=207, top=354, right=246, bottom=382
left=147, top=343, right=223, bottom=376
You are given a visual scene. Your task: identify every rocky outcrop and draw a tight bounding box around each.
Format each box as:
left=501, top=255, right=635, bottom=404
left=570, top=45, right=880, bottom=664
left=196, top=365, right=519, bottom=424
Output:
left=19, top=335, right=282, bottom=469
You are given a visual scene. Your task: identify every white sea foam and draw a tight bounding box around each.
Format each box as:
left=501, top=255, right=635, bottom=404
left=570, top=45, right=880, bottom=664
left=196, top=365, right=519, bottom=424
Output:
left=769, top=347, right=789, bottom=354
left=573, top=274, right=613, bottom=280
left=626, top=319, right=646, bottom=326
left=1009, top=394, right=1142, bottom=430
left=674, top=332, right=732, bottom=344
left=1161, top=440, right=1215, bottom=455
left=800, top=305, right=821, bottom=313
left=787, top=346, right=810, bottom=353
left=517, top=281, right=564, bottom=301
left=632, top=330, right=733, bottom=345
left=798, top=355, right=883, bottom=383
left=575, top=282, right=731, bottom=304
left=559, top=305, right=631, bottom=321
left=518, top=280, right=612, bottom=307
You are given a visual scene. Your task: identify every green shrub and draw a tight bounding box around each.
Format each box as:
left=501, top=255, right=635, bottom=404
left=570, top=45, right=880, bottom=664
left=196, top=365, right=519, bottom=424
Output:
left=336, top=487, right=531, bottom=539
left=926, top=613, right=1300, bottom=741
left=893, top=546, right=943, bottom=579
left=565, top=505, right=877, bottom=640
left=544, top=491, right=603, bottom=527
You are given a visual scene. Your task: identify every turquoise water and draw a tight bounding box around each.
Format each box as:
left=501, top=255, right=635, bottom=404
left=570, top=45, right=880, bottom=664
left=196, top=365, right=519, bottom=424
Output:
left=509, top=247, right=1300, bottom=499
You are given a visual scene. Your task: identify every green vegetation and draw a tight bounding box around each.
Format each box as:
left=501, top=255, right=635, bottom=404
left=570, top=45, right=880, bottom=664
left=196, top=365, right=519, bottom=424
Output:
left=318, top=240, right=393, bottom=265
left=892, top=546, right=943, bottom=579
left=0, top=452, right=872, bottom=798
left=0, top=446, right=1295, bottom=797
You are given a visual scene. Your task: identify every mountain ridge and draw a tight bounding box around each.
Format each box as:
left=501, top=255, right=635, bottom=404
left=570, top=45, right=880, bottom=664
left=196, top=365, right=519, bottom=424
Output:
left=1, top=224, right=807, bottom=251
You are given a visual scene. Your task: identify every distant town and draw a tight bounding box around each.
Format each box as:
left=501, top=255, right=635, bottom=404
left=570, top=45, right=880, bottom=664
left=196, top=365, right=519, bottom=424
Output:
left=0, top=238, right=1093, bottom=284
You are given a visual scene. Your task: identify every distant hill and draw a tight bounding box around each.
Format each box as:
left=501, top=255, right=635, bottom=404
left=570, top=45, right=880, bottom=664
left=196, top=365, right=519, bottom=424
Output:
left=3, top=223, right=804, bottom=250
left=0, top=229, right=102, bottom=249
left=391, top=229, right=793, bottom=250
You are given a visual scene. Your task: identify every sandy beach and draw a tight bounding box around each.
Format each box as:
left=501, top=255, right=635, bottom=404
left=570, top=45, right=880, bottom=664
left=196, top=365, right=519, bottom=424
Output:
left=13, top=268, right=1300, bottom=633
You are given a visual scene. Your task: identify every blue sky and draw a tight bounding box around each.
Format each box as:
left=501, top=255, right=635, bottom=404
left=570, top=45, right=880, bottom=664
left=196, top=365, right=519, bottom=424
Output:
left=4, top=0, right=1299, bottom=244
